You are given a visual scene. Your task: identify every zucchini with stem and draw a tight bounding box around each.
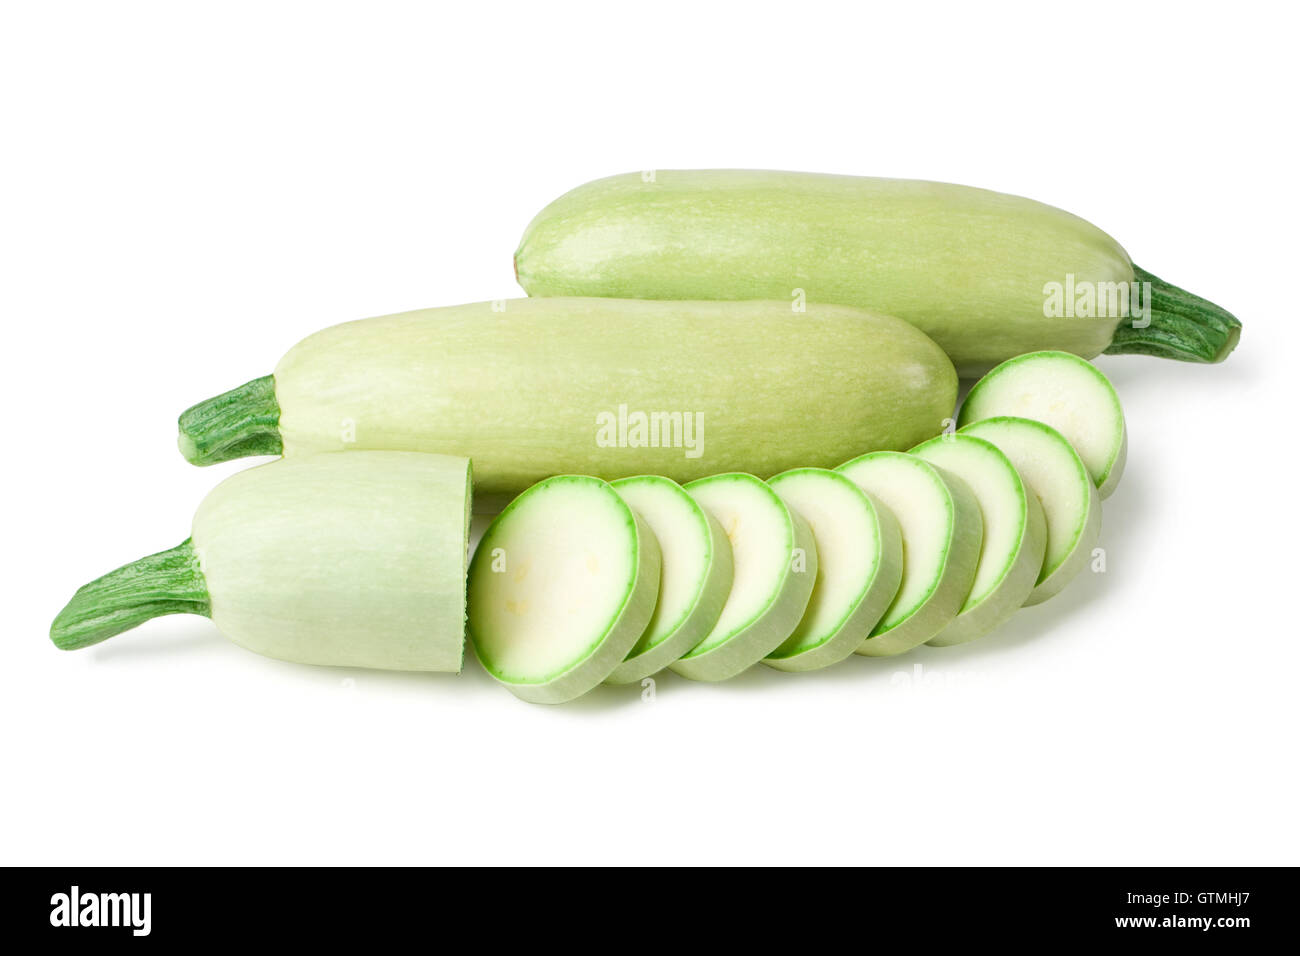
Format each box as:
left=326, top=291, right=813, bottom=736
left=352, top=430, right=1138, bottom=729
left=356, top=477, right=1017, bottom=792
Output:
left=515, top=170, right=1241, bottom=375
left=51, top=452, right=473, bottom=671
left=176, top=297, right=957, bottom=505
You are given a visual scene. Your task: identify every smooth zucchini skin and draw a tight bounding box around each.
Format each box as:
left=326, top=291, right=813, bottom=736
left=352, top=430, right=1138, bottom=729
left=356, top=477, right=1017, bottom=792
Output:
left=515, top=171, right=1135, bottom=376
left=193, top=452, right=472, bottom=671
left=271, top=297, right=956, bottom=499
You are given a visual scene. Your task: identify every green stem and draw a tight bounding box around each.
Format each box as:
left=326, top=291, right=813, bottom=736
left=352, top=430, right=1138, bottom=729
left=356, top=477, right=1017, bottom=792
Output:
left=1104, top=264, right=1241, bottom=363
left=178, top=374, right=282, bottom=465
left=50, top=540, right=211, bottom=650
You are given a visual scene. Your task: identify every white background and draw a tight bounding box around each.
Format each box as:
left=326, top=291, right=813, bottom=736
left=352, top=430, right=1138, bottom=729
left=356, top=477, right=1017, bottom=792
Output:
left=3, top=2, right=1296, bottom=865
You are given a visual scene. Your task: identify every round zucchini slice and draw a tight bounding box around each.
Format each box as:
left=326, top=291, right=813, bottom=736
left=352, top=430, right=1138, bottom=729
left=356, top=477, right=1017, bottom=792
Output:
left=959, top=417, right=1101, bottom=605
left=910, top=435, right=1046, bottom=644
left=468, top=476, right=660, bottom=703
left=835, top=452, right=982, bottom=656
left=764, top=468, right=903, bottom=671
left=605, top=475, right=733, bottom=684
left=959, top=350, right=1127, bottom=498
left=671, top=473, right=817, bottom=681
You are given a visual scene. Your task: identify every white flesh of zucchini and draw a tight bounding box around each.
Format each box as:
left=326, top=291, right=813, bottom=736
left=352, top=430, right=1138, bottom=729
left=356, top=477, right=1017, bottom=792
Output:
left=671, top=473, right=817, bottom=681
left=605, top=476, right=733, bottom=684
left=959, top=417, right=1101, bottom=605
left=910, top=435, right=1047, bottom=645
left=467, top=476, right=661, bottom=703
left=959, top=350, right=1127, bottom=498
left=835, top=452, right=982, bottom=656
left=764, top=468, right=903, bottom=671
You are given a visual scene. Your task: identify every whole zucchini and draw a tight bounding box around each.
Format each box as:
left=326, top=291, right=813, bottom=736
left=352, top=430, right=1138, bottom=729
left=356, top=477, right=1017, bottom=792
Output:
left=514, top=170, right=1241, bottom=375
left=177, top=297, right=956, bottom=500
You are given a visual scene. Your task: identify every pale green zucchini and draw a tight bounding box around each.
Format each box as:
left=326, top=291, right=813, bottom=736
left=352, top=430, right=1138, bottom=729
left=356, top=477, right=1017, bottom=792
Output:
left=515, top=170, right=1241, bottom=375
left=50, top=452, right=472, bottom=671
left=178, top=298, right=957, bottom=505
left=467, top=475, right=661, bottom=703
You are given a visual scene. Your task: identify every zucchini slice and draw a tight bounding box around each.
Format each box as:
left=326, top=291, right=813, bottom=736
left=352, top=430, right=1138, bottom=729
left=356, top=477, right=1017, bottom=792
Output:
left=835, top=452, right=982, bottom=656
left=605, top=476, right=733, bottom=684
left=671, top=473, right=817, bottom=681
left=910, top=435, right=1047, bottom=645
left=958, top=350, right=1127, bottom=498
left=468, top=476, right=661, bottom=703
left=959, top=417, right=1101, bottom=605
left=764, top=468, right=903, bottom=672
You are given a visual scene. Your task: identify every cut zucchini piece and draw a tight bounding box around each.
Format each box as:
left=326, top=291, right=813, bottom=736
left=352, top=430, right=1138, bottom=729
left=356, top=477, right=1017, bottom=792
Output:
left=671, top=473, right=817, bottom=681
left=51, top=452, right=473, bottom=672
left=764, top=468, right=903, bottom=671
left=468, top=476, right=661, bottom=704
left=910, top=435, right=1047, bottom=645
left=605, top=476, right=733, bottom=684
left=959, top=417, right=1101, bottom=605
left=835, top=452, right=982, bottom=656
left=959, top=350, right=1127, bottom=498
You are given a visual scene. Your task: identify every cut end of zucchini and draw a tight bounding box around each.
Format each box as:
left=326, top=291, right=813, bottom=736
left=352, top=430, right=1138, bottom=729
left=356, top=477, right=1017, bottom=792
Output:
left=457, top=459, right=474, bottom=673
left=1105, top=264, right=1242, bottom=364
left=49, top=540, right=212, bottom=650
left=178, top=375, right=283, bottom=466
left=959, top=350, right=1127, bottom=498
left=468, top=475, right=661, bottom=703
